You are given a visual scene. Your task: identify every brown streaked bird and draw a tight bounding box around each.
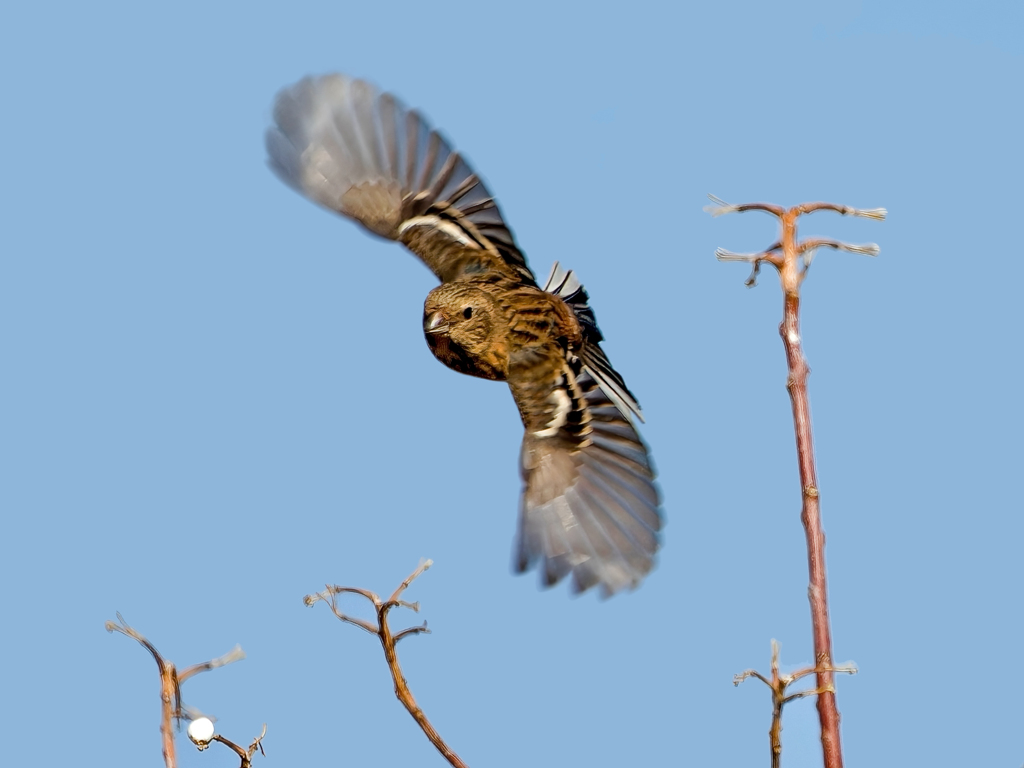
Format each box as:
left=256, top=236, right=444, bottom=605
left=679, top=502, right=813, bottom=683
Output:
left=266, top=74, right=663, bottom=597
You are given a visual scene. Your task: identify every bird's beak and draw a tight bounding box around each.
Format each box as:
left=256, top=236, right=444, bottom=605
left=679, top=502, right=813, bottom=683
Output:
left=424, top=311, right=450, bottom=335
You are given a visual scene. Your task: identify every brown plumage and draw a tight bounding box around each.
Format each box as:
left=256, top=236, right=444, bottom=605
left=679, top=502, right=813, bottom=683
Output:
left=266, top=74, right=663, bottom=596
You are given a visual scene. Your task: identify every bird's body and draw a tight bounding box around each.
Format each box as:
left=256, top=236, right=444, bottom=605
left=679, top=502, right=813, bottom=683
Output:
left=267, top=74, right=663, bottom=597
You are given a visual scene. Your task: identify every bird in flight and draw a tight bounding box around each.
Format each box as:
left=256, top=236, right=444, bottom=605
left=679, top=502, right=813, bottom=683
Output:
left=266, top=74, right=662, bottom=597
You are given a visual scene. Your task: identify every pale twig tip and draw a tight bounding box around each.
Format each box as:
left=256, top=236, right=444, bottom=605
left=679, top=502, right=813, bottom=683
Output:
left=851, top=207, right=887, bottom=220
left=716, top=248, right=760, bottom=262
left=705, top=194, right=739, bottom=216
left=842, top=242, right=880, bottom=256
left=222, top=644, right=246, bottom=665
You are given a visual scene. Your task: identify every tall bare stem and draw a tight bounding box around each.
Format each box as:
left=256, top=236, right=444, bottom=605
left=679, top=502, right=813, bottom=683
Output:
left=710, top=197, right=884, bottom=768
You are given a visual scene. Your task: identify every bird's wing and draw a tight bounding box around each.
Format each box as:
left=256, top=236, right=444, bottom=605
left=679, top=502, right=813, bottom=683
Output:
left=267, top=74, right=535, bottom=286
left=509, top=348, right=662, bottom=597
left=542, top=262, right=643, bottom=422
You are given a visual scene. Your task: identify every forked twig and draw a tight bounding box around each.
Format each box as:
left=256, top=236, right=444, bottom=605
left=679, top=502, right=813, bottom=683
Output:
left=735, top=640, right=857, bottom=768
left=710, top=197, right=883, bottom=768
left=106, top=614, right=252, bottom=768
left=305, top=559, right=467, bottom=768
left=708, top=196, right=883, bottom=288
left=187, top=719, right=268, bottom=768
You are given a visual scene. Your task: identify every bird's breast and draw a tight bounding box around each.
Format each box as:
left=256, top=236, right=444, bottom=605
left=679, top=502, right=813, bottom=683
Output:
left=424, top=330, right=508, bottom=381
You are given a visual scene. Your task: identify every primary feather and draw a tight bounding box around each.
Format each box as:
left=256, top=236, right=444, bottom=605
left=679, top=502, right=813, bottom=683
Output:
left=267, top=74, right=534, bottom=285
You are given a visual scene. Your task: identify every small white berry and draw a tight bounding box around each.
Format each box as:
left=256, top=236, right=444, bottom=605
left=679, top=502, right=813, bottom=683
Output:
left=188, top=717, right=216, bottom=749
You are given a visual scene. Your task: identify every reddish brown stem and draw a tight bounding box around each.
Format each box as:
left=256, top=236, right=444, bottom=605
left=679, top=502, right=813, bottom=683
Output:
left=378, top=601, right=468, bottom=768
left=105, top=616, right=179, bottom=768
left=713, top=198, right=883, bottom=768
left=777, top=208, right=841, bottom=768
left=158, top=661, right=179, bottom=768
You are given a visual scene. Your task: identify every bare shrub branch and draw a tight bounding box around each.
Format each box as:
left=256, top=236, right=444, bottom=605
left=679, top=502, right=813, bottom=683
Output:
left=305, top=559, right=468, bottom=768
left=106, top=614, right=257, bottom=768
left=735, top=640, right=857, bottom=768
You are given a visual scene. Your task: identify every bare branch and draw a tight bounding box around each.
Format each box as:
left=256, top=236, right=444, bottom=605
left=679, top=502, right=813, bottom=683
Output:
left=308, top=560, right=468, bottom=768
left=211, top=724, right=268, bottom=768
left=303, top=584, right=389, bottom=634
left=394, top=621, right=431, bottom=643
left=734, top=669, right=772, bottom=688
left=106, top=613, right=166, bottom=676
left=705, top=194, right=786, bottom=218
left=108, top=616, right=253, bottom=768
left=734, top=641, right=859, bottom=768
left=188, top=717, right=266, bottom=768
left=714, top=245, right=783, bottom=287
left=106, top=615, right=179, bottom=768
left=389, top=558, right=433, bottom=604
left=795, top=201, right=887, bottom=220
left=180, top=644, right=246, bottom=683
left=714, top=247, right=782, bottom=263
left=798, top=238, right=880, bottom=258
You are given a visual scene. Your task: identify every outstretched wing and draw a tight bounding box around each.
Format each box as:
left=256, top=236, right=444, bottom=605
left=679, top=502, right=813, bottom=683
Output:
left=267, top=74, right=535, bottom=286
left=509, top=348, right=662, bottom=597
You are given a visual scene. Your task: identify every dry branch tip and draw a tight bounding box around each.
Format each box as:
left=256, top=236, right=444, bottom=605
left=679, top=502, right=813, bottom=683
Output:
left=394, top=621, right=431, bottom=643
left=849, top=207, right=887, bottom=220
left=841, top=242, right=880, bottom=256
left=715, top=248, right=761, bottom=262
left=206, top=723, right=267, bottom=767
left=704, top=194, right=739, bottom=216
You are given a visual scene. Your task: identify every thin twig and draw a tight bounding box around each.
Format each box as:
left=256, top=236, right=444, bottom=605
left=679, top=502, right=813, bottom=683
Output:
left=305, top=559, right=469, bottom=768
left=212, top=724, right=268, bottom=768
left=712, top=197, right=883, bottom=768
left=180, top=644, right=246, bottom=682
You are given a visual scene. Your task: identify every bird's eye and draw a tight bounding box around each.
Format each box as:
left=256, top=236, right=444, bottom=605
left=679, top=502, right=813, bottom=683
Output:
left=463, top=306, right=473, bottom=319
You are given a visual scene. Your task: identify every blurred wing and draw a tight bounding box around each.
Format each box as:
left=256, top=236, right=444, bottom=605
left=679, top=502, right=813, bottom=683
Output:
left=509, top=352, right=662, bottom=597
left=267, top=74, right=535, bottom=285
left=543, top=262, right=643, bottom=422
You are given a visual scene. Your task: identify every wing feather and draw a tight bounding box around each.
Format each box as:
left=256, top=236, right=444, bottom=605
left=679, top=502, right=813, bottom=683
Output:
left=267, top=74, right=535, bottom=285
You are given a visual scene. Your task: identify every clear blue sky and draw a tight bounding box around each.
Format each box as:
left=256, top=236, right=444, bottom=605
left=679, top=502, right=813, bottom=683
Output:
left=2, top=2, right=1021, bottom=766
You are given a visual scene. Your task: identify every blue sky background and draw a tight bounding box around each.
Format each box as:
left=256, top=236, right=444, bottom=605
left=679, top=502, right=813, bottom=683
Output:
left=2, top=2, right=1021, bottom=766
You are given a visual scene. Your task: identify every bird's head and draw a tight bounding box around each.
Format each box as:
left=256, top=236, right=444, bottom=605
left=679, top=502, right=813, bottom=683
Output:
left=423, top=283, right=508, bottom=380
